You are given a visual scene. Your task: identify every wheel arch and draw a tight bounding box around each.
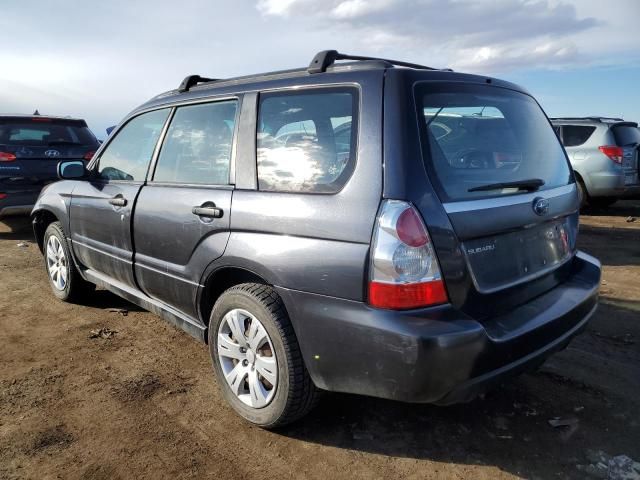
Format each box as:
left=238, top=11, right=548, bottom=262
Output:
left=572, top=169, right=590, bottom=194
left=31, top=208, right=61, bottom=253
left=198, top=265, right=273, bottom=331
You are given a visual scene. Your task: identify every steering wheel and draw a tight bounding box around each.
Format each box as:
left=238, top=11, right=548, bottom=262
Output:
left=452, top=148, right=493, bottom=169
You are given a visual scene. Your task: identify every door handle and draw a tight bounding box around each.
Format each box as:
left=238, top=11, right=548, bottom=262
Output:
left=192, top=205, right=223, bottom=218
left=108, top=196, right=127, bottom=207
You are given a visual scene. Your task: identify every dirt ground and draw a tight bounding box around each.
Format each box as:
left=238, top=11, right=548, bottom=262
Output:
left=1, top=201, right=639, bottom=480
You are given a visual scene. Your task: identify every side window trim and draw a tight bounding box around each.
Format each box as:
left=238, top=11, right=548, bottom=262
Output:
left=146, top=96, right=241, bottom=187
left=255, top=85, right=359, bottom=195
left=235, top=92, right=258, bottom=190
left=89, top=107, right=173, bottom=184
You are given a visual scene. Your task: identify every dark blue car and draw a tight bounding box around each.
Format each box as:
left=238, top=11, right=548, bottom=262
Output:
left=0, top=115, right=99, bottom=219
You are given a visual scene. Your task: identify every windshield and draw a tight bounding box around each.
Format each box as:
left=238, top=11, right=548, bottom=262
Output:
left=0, top=120, right=97, bottom=147
left=416, top=83, right=572, bottom=202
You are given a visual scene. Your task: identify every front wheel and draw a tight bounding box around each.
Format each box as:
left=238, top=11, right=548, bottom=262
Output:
left=43, top=222, right=94, bottom=302
left=209, top=283, right=319, bottom=428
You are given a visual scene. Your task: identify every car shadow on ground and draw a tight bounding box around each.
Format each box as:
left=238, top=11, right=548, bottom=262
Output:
left=0, top=217, right=34, bottom=240
left=578, top=223, right=640, bottom=267
left=582, top=201, right=640, bottom=218
left=81, top=289, right=146, bottom=312
left=276, top=378, right=571, bottom=476
left=276, top=298, right=640, bottom=478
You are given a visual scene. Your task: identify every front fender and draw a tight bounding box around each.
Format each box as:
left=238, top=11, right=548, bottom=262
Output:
left=31, top=180, right=77, bottom=247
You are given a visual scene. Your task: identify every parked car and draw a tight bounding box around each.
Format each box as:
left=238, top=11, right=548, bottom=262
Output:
left=551, top=117, right=640, bottom=207
left=0, top=114, right=99, bottom=219
left=32, top=50, right=601, bottom=428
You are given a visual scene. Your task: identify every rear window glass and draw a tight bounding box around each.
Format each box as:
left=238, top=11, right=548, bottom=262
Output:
left=257, top=88, right=357, bottom=193
left=0, top=120, right=97, bottom=147
left=416, top=83, right=571, bottom=202
left=612, top=125, right=640, bottom=146
left=561, top=125, right=596, bottom=147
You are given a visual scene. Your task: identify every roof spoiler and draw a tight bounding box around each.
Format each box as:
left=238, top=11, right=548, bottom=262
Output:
left=307, top=49, right=451, bottom=74
left=550, top=116, right=625, bottom=122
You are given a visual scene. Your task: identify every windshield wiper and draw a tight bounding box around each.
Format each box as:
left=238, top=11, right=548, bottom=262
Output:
left=468, top=178, right=545, bottom=193
left=48, top=140, right=83, bottom=146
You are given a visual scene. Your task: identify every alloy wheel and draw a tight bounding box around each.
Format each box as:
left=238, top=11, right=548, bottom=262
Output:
left=46, top=235, right=68, bottom=291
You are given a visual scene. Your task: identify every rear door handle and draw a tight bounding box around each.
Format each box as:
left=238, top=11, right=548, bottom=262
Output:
left=192, top=205, right=223, bottom=218
left=108, top=196, right=127, bottom=207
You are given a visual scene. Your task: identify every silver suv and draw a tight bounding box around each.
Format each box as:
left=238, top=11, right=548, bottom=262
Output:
left=551, top=117, right=640, bottom=207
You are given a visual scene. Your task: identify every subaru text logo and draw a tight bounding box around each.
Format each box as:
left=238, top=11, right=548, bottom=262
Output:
left=532, top=197, right=549, bottom=216
left=44, top=149, right=60, bottom=158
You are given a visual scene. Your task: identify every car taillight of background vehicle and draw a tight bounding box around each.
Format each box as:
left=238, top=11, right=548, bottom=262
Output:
left=599, top=145, right=623, bottom=164
left=0, top=193, right=7, bottom=199
left=0, top=152, right=17, bottom=162
left=84, top=151, right=95, bottom=161
left=368, top=200, right=448, bottom=309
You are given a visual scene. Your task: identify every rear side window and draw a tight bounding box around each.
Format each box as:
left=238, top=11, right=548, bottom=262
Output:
left=612, top=125, right=640, bottom=146
left=257, top=88, right=357, bottom=193
left=416, top=83, right=571, bottom=202
left=561, top=125, right=596, bottom=147
left=0, top=120, right=97, bottom=147
left=153, top=100, right=237, bottom=185
left=97, top=109, right=170, bottom=181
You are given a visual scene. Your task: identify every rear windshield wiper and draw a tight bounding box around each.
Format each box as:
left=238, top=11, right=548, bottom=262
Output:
left=48, top=141, right=83, bottom=146
left=468, top=178, right=545, bottom=193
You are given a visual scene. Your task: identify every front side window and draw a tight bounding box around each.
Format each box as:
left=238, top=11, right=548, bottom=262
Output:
left=153, top=101, right=237, bottom=185
left=97, top=108, right=170, bottom=181
left=257, top=88, right=357, bottom=193
left=417, top=83, right=572, bottom=201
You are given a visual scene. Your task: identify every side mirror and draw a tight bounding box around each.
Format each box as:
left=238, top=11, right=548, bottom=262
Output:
left=57, top=160, right=87, bottom=180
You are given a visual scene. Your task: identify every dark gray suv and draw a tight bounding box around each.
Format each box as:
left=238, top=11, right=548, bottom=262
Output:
left=32, top=51, right=601, bottom=427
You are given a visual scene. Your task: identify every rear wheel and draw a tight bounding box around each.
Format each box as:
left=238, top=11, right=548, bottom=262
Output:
left=43, top=222, right=94, bottom=302
left=576, top=179, right=588, bottom=209
left=209, top=283, right=319, bottom=428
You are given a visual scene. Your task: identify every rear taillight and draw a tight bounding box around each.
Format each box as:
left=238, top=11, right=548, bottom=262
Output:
left=0, top=193, right=7, bottom=199
left=0, top=152, right=16, bottom=162
left=599, top=145, right=623, bottom=164
left=84, top=151, right=96, bottom=161
left=368, top=200, right=448, bottom=310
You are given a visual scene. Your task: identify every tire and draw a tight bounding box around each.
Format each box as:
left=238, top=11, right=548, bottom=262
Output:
left=43, top=221, right=94, bottom=302
left=208, top=283, right=319, bottom=428
left=576, top=179, right=588, bottom=209
left=589, top=196, right=617, bottom=209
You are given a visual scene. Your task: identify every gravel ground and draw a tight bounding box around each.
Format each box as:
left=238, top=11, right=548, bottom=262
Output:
left=1, top=201, right=639, bottom=480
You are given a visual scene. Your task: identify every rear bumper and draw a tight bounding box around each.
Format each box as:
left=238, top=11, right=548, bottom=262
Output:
left=587, top=171, right=625, bottom=197
left=0, top=204, right=34, bottom=219
left=621, top=184, right=640, bottom=198
left=0, top=187, right=41, bottom=219
left=277, top=250, right=600, bottom=404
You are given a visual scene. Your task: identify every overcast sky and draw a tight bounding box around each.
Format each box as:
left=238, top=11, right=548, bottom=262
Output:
left=1, top=0, right=638, bottom=136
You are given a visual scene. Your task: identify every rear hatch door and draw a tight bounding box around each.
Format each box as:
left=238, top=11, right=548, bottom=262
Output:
left=414, top=82, right=578, bottom=319
left=0, top=116, right=98, bottom=189
left=611, top=123, right=640, bottom=185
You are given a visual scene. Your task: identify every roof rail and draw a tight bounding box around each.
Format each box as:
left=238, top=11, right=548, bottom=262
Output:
left=308, top=49, right=450, bottom=74
left=178, top=75, right=218, bottom=93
